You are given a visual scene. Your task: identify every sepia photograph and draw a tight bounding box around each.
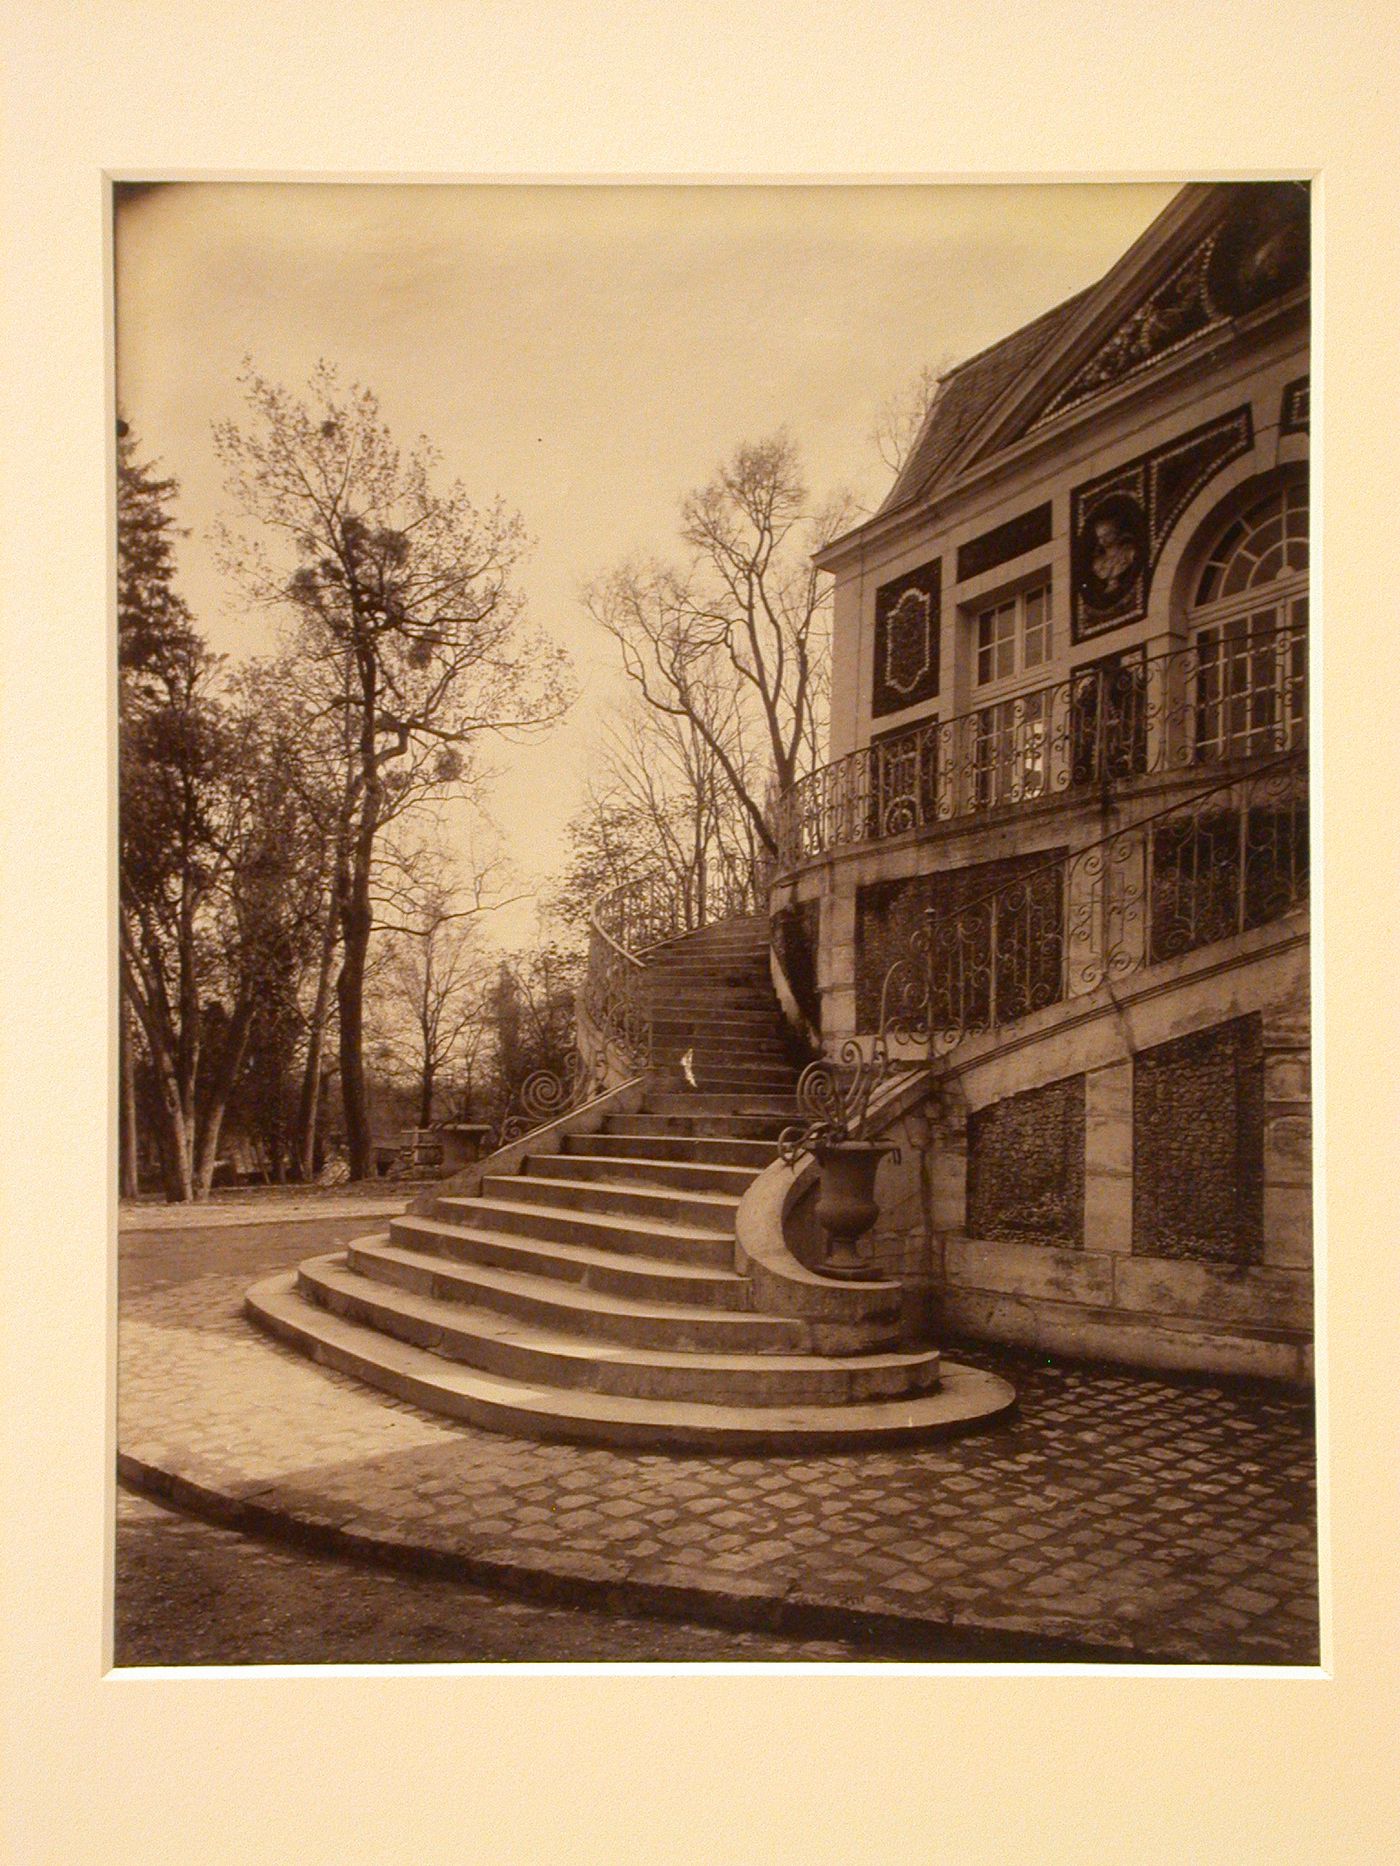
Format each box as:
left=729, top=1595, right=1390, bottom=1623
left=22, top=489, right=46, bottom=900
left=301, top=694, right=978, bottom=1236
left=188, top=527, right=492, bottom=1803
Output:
left=10, top=1, right=1400, bottom=1860
left=111, top=177, right=1317, bottom=1669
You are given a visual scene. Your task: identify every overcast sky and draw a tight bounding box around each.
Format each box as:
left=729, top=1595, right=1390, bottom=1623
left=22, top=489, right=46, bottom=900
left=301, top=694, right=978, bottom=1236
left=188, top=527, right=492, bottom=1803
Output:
left=114, top=180, right=1176, bottom=942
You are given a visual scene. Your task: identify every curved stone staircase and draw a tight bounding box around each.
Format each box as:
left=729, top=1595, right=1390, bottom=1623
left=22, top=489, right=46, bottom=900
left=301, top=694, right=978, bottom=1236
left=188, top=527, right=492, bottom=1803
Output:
left=247, top=917, right=1014, bottom=1450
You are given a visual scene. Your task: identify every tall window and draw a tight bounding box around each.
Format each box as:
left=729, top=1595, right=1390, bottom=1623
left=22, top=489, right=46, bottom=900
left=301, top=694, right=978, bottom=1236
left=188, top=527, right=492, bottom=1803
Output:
left=971, top=580, right=1053, bottom=808
left=1191, top=480, right=1308, bottom=762
left=975, top=581, right=1052, bottom=686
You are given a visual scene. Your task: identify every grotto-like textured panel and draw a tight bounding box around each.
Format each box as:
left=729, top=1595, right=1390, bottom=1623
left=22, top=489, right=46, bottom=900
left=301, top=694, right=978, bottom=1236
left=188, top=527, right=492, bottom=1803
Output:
left=967, top=1075, right=1087, bottom=1248
left=771, top=897, right=821, bottom=1033
left=1132, top=1013, right=1265, bottom=1263
left=854, top=850, right=1065, bottom=1033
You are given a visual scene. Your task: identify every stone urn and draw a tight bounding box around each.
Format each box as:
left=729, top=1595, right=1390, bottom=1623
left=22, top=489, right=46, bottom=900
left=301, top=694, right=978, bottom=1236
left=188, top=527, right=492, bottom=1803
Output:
left=811, top=1139, right=898, bottom=1280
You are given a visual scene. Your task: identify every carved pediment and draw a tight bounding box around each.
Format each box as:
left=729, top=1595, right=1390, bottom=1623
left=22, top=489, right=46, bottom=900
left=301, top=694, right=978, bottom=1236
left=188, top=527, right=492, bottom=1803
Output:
left=1036, top=185, right=1309, bottom=430
left=948, top=185, right=1310, bottom=476
left=1038, top=240, right=1219, bottom=424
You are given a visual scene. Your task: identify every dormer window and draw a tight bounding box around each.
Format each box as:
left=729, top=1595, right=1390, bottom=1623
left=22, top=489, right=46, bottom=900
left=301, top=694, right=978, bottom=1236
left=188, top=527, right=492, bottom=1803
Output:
left=975, top=581, right=1052, bottom=687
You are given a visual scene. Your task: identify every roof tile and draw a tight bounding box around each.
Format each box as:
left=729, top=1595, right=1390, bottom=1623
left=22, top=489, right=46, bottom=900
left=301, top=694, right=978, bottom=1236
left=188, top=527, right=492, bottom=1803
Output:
left=878, top=286, right=1092, bottom=516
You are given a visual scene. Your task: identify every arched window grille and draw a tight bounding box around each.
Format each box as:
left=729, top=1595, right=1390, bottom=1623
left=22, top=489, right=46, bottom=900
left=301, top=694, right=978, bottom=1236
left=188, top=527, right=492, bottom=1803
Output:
left=1191, top=478, right=1308, bottom=761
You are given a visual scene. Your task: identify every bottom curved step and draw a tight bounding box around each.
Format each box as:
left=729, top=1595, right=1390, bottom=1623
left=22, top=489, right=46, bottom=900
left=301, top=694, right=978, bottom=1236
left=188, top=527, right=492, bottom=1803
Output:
left=246, top=1270, right=1017, bottom=1452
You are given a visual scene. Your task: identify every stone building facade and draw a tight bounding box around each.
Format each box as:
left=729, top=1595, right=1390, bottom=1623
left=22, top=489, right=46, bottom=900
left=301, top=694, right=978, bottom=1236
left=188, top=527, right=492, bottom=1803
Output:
left=770, top=182, right=1312, bottom=1380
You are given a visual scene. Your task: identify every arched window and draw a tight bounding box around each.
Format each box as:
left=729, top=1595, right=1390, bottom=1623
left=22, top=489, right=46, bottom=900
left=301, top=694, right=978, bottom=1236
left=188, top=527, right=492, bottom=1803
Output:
left=1190, top=478, right=1308, bottom=761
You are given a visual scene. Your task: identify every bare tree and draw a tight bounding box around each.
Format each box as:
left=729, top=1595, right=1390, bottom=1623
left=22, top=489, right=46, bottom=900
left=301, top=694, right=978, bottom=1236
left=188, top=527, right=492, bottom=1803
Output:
left=370, top=832, right=519, bottom=1127
left=213, top=363, right=572, bottom=1178
left=560, top=694, right=760, bottom=929
left=586, top=433, right=854, bottom=860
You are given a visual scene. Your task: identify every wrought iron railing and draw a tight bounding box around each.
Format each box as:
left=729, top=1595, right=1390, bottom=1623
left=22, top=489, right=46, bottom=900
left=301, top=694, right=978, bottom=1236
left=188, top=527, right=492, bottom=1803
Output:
left=499, top=855, right=768, bottom=1142
left=781, top=753, right=1308, bottom=1157
left=773, top=625, right=1307, bottom=873
left=588, top=855, right=766, bottom=958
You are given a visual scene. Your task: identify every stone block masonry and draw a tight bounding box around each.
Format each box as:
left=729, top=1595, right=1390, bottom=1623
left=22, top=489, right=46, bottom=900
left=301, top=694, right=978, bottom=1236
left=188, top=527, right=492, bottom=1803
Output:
left=922, top=1002, right=1308, bottom=1379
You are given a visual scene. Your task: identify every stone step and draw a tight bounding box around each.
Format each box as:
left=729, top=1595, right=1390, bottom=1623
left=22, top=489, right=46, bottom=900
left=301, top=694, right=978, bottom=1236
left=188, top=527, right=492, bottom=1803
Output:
left=639, top=1094, right=796, bottom=1119
left=603, top=1111, right=792, bottom=1141
left=653, top=970, right=772, bottom=985
left=650, top=1014, right=789, bottom=1038
left=346, top=1240, right=807, bottom=1353
left=294, top=1254, right=940, bottom=1406
left=433, top=1193, right=738, bottom=1268
left=649, top=1015, right=791, bottom=1030
left=248, top=1271, right=1015, bottom=1451
left=638, top=1000, right=780, bottom=1030
left=479, top=1171, right=742, bottom=1234
left=653, top=927, right=767, bottom=947
left=670, top=1072, right=797, bottom=1097
left=652, top=1035, right=790, bottom=1061
left=567, top=1131, right=777, bottom=1168
left=523, top=1150, right=758, bottom=1199
left=389, top=1214, right=752, bottom=1309
left=653, top=1065, right=794, bottom=1090
left=639, top=982, right=774, bottom=1002
left=655, top=966, right=769, bottom=983
left=651, top=942, right=768, bottom=962
left=666, top=1055, right=795, bottom=1077
left=659, top=919, right=766, bottom=938
left=648, top=955, right=769, bottom=974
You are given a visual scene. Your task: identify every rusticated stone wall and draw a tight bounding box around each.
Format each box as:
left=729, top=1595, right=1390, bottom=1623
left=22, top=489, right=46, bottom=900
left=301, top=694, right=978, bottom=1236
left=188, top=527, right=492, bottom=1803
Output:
left=1132, top=1013, right=1265, bottom=1263
left=967, top=1074, right=1086, bottom=1248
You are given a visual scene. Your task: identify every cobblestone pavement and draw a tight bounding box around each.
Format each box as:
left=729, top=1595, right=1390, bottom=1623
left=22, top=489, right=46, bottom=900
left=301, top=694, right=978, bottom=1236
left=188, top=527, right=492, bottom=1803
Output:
left=117, top=1220, right=1320, bottom=1666
left=115, top=1490, right=874, bottom=1664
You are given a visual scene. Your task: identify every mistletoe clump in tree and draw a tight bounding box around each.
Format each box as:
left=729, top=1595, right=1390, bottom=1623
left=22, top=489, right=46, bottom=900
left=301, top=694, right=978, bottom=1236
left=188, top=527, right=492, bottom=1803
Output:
left=213, top=365, right=571, bottom=1179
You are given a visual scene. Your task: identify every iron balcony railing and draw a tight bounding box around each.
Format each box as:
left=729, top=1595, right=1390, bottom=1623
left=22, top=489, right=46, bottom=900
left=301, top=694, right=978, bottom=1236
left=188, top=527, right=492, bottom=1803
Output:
left=780, top=754, right=1309, bottom=1156
left=773, top=624, right=1307, bottom=873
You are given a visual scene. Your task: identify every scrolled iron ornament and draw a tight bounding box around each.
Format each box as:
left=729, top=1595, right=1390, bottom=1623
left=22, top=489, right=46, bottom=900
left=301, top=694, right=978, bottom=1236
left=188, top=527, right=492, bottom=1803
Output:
left=498, top=1050, right=607, bottom=1144
left=779, top=1039, right=890, bottom=1164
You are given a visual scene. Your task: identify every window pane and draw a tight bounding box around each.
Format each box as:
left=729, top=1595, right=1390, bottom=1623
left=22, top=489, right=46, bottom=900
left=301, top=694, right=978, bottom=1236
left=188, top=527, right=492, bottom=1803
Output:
left=1023, top=583, right=1051, bottom=667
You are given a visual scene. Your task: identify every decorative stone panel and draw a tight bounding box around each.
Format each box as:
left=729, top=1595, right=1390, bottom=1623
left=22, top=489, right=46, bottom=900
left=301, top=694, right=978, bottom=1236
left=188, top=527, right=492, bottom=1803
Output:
left=1281, top=376, right=1310, bottom=435
left=1043, top=183, right=1308, bottom=429
left=872, top=558, right=940, bottom=717
left=967, top=1074, right=1086, bottom=1248
left=1070, top=406, right=1254, bottom=643
left=956, top=502, right=1052, bottom=583
left=1132, top=1013, right=1265, bottom=1263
